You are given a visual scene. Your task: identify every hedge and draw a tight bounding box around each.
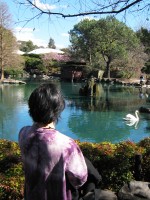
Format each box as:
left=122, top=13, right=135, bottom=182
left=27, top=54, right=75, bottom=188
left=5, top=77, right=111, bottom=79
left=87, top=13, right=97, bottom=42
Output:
left=0, top=138, right=150, bottom=199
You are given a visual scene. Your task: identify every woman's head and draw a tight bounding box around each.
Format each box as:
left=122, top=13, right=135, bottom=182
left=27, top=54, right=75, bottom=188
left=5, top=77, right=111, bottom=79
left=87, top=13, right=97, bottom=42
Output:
left=28, top=83, right=65, bottom=124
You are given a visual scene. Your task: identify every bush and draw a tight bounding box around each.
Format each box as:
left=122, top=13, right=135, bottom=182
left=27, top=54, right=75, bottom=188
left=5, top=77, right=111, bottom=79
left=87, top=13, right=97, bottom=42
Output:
left=138, top=137, right=150, bottom=181
left=0, top=140, right=24, bottom=200
left=0, top=138, right=149, bottom=199
left=77, top=140, right=145, bottom=191
left=5, top=69, right=24, bottom=78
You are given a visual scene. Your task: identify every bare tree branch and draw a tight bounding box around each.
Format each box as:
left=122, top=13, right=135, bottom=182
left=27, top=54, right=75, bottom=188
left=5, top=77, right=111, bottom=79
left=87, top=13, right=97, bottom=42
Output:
left=15, top=0, right=150, bottom=17
left=14, top=0, right=150, bottom=27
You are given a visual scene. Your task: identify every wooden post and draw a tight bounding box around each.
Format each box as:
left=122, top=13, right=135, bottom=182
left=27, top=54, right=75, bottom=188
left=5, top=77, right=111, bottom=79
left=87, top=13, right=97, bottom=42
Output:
left=134, top=154, right=142, bottom=181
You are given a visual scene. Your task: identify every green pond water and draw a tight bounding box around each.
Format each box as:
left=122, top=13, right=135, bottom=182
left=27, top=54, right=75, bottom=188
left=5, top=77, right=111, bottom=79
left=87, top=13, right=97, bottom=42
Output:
left=0, top=81, right=150, bottom=143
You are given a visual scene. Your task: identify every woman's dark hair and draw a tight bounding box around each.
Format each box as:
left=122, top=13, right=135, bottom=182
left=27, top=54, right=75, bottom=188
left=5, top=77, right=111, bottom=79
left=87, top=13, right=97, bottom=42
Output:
left=28, top=83, right=65, bottom=124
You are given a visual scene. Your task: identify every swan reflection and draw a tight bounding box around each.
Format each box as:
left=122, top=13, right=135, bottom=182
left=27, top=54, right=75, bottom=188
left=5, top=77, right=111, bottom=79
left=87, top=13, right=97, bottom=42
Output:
left=125, top=120, right=139, bottom=129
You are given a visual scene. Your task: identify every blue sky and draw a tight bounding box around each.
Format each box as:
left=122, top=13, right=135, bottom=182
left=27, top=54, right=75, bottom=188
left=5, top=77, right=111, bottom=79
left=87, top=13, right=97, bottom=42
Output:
left=4, top=0, right=150, bottom=49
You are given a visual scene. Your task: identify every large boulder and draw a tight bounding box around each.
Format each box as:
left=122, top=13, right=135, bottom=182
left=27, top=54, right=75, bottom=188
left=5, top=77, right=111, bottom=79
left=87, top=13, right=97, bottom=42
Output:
left=118, top=181, right=150, bottom=200
left=80, top=189, right=117, bottom=200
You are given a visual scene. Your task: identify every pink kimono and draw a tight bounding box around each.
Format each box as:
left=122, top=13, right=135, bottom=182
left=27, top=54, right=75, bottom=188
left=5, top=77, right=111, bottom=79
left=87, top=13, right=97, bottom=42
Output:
left=19, top=124, right=87, bottom=200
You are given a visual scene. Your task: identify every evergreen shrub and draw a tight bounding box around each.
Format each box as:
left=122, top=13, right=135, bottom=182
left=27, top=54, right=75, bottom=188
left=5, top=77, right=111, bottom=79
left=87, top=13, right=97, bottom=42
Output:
left=0, top=138, right=149, bottom=199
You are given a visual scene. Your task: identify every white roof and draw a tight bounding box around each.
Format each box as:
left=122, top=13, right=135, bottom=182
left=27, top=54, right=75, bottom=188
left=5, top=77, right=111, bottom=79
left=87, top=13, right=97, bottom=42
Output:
left=16, top=50, right=25, bottom=55
left=28, top=48, right=64, bottom=54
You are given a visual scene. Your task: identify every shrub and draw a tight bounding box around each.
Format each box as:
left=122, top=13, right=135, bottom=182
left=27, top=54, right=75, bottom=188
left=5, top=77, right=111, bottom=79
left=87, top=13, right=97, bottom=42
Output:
left=0, top=138, right=149, bottom=199
left=5, top=69, right=24, bottom=78
left=0, top=140, right=24, bottom=200
left=77, top=140, right=145, bottom=191
left=138, top=137, right=150, bottom=181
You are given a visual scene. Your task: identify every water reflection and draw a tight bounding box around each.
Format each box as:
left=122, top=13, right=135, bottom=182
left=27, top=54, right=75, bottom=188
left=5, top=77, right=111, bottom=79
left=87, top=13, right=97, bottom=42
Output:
left=67, top=111, right=130, bottom=143
left=64, top=83, right=147, bottom=112
left=0, top=82, right=150, bottom=143
left=0, top=84, right=33, bottom=141
left=124, top=120, right=139, bottom=129
left=61, top=82, right=150, bottom=143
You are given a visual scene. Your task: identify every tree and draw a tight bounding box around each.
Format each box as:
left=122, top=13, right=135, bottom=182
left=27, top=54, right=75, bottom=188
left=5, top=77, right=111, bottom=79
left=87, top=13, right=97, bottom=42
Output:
left=94, top=17, right=141, bottom=78
left=19, top=40, right=38, bottom=53
left=48, top=38, right=56, bottom=49
left=137, top=28, right=150, bottom=75
left=136, top=27, right=150, bottom=55
left=0, top=1, right=20, bottom=80
left=23, top=54, right=45, bottom=75
left=15, top=0, right=149, bottom=20
left=112, top=45, right=147, bottom=78
left=69, top=19, right=97, bottom=65
left=70, top=17, right=141, bottom=78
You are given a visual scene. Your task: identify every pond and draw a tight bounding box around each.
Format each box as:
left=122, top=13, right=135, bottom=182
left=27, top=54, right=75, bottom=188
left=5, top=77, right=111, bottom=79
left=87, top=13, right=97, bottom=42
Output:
left=0, top=80, right=150, bottom=144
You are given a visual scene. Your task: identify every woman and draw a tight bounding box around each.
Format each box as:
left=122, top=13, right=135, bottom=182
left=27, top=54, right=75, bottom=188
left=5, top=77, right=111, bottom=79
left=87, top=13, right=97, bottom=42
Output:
left=19, top=83, right=87, bottom=200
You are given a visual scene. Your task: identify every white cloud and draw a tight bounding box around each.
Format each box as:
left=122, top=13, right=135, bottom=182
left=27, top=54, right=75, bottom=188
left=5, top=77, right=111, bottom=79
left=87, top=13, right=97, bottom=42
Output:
left=14, top=27, right=47, bottom=47
left=33, top=0, right=56, bottom=10
left=32, top=0, right=68, bottom=11
left=61, top=33, right=69, bottom=37
left=55, top=44, right=65, bottom=49
left=14, top=27, right=70, bottom=49
left=77, top=16, right=95, bottom=22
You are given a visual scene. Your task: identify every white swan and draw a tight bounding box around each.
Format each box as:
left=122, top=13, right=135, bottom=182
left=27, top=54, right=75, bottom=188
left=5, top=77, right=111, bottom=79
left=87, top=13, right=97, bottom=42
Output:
left=123, top=110, right=139, bottom=122
left=125, top=120, right=139, bottom=129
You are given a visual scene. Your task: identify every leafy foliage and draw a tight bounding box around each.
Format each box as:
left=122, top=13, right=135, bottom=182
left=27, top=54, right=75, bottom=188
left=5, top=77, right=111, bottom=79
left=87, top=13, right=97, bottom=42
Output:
left=137, top=28, right=150, bottom=75
left=23, top=54, right=45, bottom=75
left=0, top=138, right=149, bottom=199
left=4, top=68, right=24, bottom=78
left=77, top=140, right=146, bottom=191
left=141, top=60, right=150, bottom=74
left=0, top=140, right=24, bottom=200
left=70, top=17, right=142, bottom=78
left=0, top=1, right=23, bottom=80
left=19, top=40, right=38, bottom=53
left=136, top=27, right=150, bottom=55
left=48, top=38, right=56, bottom=49
left=138, top=137, right=150, bottom=181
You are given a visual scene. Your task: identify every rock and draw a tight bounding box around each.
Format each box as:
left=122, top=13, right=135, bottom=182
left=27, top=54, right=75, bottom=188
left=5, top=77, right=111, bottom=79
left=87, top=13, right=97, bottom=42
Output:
left=81, top=189, right=118, bottom=200
left=139, top=107, right=150, bottom=113
left=118, top=181, right=150, bottom=200
left=146, top=80, right=150, bottom=85
left=96, top=189, right=118, bottom=200
left=1, top=79, right=26, bottom=84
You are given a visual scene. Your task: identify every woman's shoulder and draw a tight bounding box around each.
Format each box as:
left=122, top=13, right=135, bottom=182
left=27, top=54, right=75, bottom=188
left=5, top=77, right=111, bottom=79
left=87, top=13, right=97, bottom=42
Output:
left=18, top=125, right=32, bottom=142
left=55, top=130, right=74, bottom=142
left=54, top=130, right=80, bottom=151
left=19, top=125, right=32, bottom=134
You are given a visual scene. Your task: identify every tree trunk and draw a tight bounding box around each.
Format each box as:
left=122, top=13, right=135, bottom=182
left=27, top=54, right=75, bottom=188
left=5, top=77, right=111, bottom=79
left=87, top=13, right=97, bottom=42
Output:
left=0, top=67, right=4, bottom=80
left=0, top=58, right=4, bottom=80
left=89, top=46, right=92, bottom=65
left=106, top=59, right=111, bottom=79
left=102, top=54, right=111, bottom=79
